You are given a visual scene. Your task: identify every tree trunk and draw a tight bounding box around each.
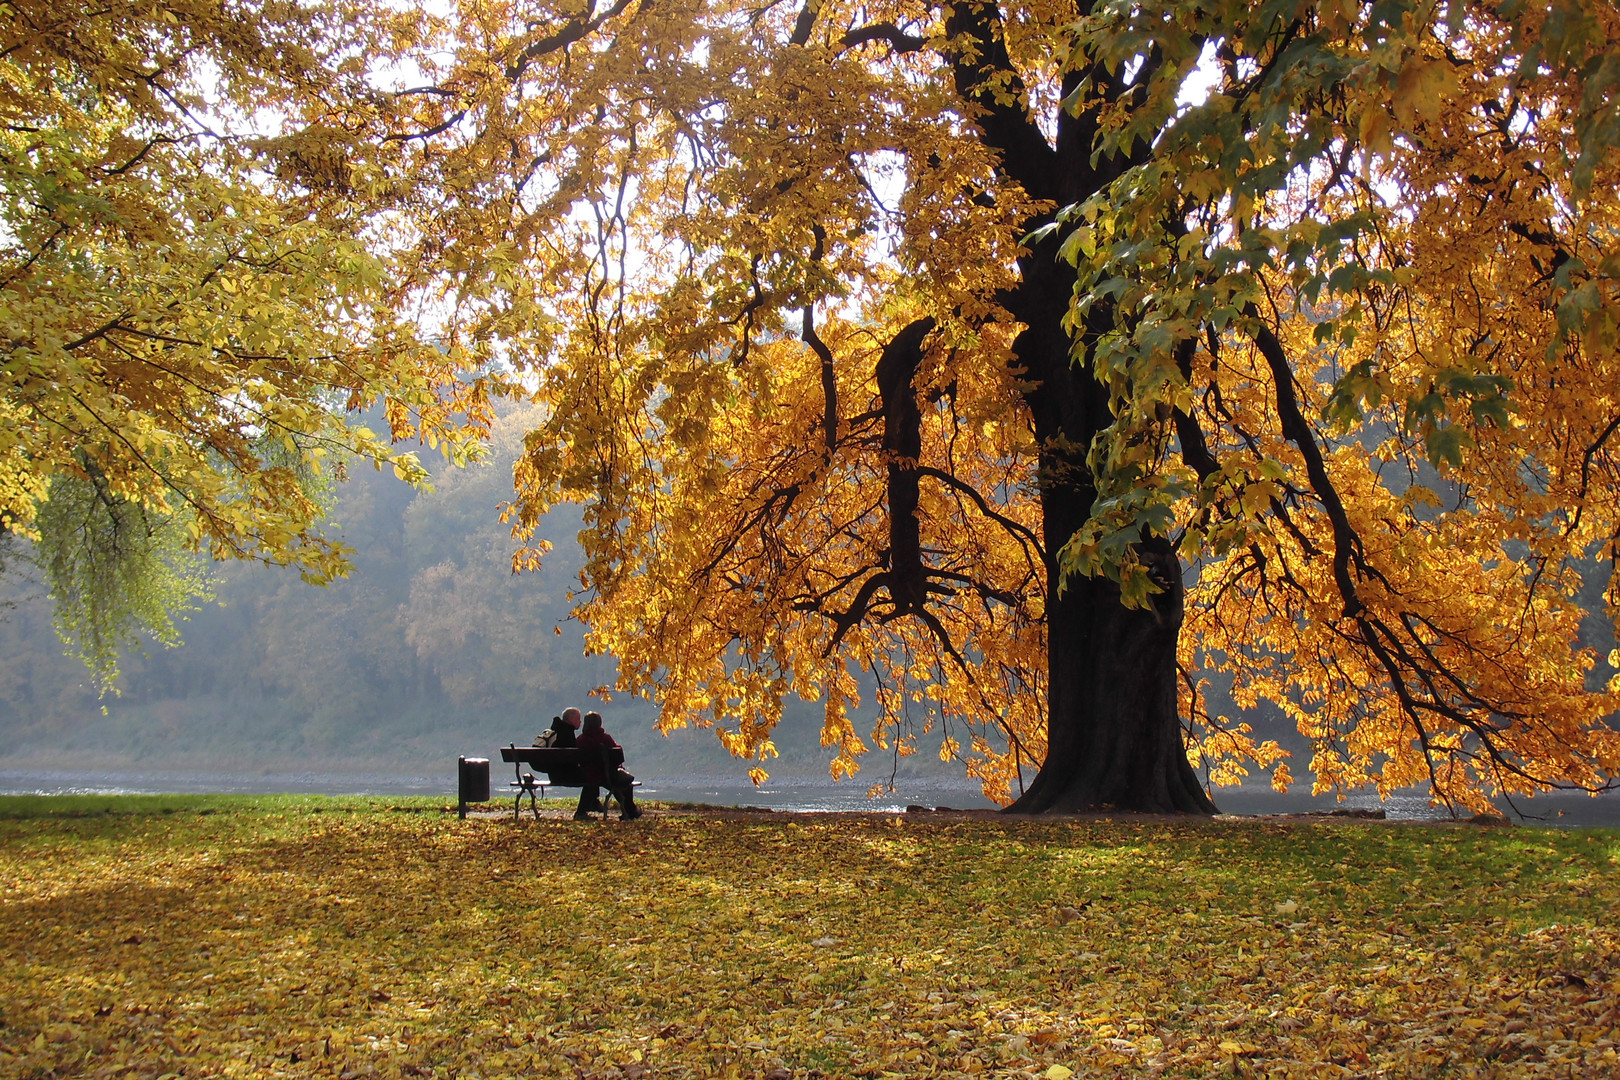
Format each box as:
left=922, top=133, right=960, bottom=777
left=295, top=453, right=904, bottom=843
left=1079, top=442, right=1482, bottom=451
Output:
left=1007, top=534, right=1217, bottom=814
left=1001, top=244, right=1216, bottom=816
left=941, top=1, right=1215, bottom=812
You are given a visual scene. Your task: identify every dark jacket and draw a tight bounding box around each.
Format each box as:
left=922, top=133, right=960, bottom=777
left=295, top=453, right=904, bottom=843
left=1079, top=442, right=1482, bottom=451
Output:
left=576, top=727, right=622, bottom=785
left=548, top=716, right=578, bottom=748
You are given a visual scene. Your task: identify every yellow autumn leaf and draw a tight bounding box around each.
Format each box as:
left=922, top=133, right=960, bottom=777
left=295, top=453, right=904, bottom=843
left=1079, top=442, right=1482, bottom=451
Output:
left=3, top=800, right=1617, bottom=1080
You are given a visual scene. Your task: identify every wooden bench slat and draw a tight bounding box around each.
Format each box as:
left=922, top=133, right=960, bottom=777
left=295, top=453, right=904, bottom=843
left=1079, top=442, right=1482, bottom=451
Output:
left=500, top=744, right=624, bottom=781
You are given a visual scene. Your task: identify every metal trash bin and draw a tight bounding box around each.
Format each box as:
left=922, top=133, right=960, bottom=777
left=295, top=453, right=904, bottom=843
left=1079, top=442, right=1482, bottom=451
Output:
left=458, top=756, right=490, bottom=818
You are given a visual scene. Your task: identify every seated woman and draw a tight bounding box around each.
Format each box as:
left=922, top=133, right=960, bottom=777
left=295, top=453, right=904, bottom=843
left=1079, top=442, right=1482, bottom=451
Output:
left=575, top=711, right=641, bottom=820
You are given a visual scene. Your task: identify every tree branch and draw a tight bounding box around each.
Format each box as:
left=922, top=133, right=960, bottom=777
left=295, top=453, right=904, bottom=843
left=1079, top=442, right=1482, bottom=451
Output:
left=914, top=465, right=1045, bottom=560
left=788, top=0, right=819, bottom=45
left=800, top=225, right=837, bottom=458
left=841, top=23, right=926, bottom=52
left=505, top=0, right=638, bottom=81
left=941, top=1, right=1056, bottom=202
left=802, top=306, right=838, bottom=457
left=1247, top=310, right=1364, bottom=617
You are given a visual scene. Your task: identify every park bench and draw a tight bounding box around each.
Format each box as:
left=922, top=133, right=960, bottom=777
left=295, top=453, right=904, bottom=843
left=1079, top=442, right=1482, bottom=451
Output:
left=499, top=744, right=637, bottom=821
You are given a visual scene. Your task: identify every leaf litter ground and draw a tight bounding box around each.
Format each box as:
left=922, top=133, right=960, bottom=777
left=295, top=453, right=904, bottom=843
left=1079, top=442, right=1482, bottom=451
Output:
left=1, top=796, right=1616, bottom=1079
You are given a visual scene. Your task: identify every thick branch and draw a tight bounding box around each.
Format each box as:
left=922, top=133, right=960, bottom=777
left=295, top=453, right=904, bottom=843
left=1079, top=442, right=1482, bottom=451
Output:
left=802, top=307, right=838, bottom=457
left=876, top=317, right=937, bottom=613
left=1247, top=312, right=1364, bottom=616
left=788, top=0, right=819, bottom=45
left=1173, top=408, right=1220, bottom=480
left=505, top=0, right=637, bottom=80
left=800, top=225, right=837, bottom=457
left=825, top=569, right=891, bottom=650
left=942, top=2, right=1056, bottom=202
left=841, top=23, right=926, bottom=52
left=1172, top=340, right=1220, bottom=480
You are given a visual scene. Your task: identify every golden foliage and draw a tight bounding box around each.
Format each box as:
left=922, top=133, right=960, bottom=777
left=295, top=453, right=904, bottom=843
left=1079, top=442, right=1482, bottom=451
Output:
left=421, top=0, right=1065, bottom=798
left=0, top=0, right=496, bottom=584
left=1, top=803, right=1618, bottom=1078
left=1063, top=0, right=1620, bottom=808
left=25, top=0, right=1617, bottom=807
left=387, top=0, right=1620, bottom=809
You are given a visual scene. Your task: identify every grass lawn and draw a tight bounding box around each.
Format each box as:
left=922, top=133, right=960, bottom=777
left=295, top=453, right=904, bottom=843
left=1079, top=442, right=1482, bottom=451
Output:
left=1, top=797, right=1616, bottom=1079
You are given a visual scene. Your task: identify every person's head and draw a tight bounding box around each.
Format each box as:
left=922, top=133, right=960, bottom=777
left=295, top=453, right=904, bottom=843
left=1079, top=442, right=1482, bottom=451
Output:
left=582, top=711, right=604, bottom=733
left=561, top=708, right=582, bottom=730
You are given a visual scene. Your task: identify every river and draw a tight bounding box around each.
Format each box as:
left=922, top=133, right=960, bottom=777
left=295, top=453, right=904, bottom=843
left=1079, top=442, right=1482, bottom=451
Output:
left=3, top=767, right=1618, bottom=826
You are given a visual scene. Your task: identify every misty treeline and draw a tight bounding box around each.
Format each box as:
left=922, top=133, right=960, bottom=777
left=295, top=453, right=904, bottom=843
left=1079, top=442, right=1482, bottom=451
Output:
left=0, top=405, right=853, bottom=779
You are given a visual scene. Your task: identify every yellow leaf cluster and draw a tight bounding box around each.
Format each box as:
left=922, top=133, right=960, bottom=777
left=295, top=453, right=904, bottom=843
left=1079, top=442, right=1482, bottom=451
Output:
left=0, top=1, right=497, bottom=592
left=476, top=0, right=1620, bottom=806
left=1066, top=0, right=1620, bottom=805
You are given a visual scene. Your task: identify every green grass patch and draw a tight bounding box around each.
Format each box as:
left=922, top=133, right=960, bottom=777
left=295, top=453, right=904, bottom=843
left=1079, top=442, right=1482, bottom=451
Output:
left=0, top=792, right=447, bottom=820
left=1, top=800, right=1616, bottom=1078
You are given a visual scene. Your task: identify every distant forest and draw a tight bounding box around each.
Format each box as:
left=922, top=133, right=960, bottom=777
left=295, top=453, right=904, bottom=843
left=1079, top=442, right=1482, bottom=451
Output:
left=3, top=404, right=1612, bottom=793
left=0, top=405, right=890, bottom=784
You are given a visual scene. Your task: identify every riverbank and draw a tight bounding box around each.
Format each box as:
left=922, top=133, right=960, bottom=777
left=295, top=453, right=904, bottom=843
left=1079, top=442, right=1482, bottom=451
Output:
left=6, top=766, right=1620, bottom=825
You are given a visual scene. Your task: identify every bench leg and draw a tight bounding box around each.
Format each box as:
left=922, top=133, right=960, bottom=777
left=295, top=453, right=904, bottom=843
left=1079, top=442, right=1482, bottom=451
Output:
left=510, top=785, right=543, bottom=822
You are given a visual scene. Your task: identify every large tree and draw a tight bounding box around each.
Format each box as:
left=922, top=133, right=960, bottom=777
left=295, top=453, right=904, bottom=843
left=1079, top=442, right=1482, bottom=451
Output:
left=0, top=0, right=496, bottom=679
left=389, top=0, right=1620, bottom=811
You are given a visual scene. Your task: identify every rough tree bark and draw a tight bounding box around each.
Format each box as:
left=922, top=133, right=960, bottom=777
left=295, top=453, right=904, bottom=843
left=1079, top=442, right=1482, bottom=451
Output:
left=941, top=2, right=1217, bottom=813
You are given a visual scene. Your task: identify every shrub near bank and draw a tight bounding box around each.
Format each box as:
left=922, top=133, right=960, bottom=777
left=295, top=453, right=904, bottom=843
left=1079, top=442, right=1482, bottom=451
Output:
left=1, top=799, right=1616, bottom=1078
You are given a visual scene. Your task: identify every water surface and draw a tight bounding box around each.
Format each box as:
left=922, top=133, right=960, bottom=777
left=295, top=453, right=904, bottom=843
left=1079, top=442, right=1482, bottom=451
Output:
left=3, top=768, right=1616, bottom=825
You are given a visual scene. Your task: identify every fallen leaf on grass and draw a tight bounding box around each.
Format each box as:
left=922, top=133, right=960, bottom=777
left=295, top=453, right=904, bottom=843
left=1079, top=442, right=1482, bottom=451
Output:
left=3, top=807, right=1617, bottom=1080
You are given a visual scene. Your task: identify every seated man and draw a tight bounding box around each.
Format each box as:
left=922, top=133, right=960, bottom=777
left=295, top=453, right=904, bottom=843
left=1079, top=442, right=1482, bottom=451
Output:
left=544, top=708, right=581, bottom=748
left=575, top=711, right=641, bottom=820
